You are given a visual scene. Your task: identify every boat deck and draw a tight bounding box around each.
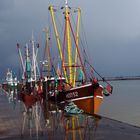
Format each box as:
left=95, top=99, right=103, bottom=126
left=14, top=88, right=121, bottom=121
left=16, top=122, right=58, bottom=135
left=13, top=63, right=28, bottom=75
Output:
left=0, top=89, right=140, bottom=140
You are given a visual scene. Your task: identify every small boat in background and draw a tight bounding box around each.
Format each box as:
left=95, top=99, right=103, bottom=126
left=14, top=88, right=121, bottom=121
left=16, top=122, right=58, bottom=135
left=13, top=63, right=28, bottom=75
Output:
left=2, top=68, right=18, bottom=91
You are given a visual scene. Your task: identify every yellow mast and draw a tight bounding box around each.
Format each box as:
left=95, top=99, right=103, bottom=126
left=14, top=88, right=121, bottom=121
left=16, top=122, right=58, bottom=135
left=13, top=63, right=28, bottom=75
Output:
left=49, top=5, right=68, bottom=83
left=65, top=1, right=73, bottom=85
left=73, top=7, right=81, bottom=87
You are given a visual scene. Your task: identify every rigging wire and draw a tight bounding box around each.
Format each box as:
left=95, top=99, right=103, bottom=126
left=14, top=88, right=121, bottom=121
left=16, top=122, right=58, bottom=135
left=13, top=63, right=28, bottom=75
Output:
left=70, top=9, right=94, bottom=80
left=70, top=8, right=112, bottom=87
left=80, top=14, right=93, bottom=65
left=47, top=2, right=112, bottom=88
left=85, top=59, right=112, bottom=88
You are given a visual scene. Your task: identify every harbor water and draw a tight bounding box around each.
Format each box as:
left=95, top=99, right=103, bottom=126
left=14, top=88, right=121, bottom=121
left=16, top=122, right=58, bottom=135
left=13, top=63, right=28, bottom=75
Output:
left=1, top=80, right=140, bottom=139
left=99, top=80, right=140, bottom=127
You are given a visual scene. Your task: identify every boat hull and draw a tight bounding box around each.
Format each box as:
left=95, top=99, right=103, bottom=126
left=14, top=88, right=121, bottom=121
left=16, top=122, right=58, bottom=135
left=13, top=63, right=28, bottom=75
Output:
left=48, top=83, right=103, bottom=114
left=73, top=96, right=102, bottom=114
left=20, top=93, right=37, bottom=107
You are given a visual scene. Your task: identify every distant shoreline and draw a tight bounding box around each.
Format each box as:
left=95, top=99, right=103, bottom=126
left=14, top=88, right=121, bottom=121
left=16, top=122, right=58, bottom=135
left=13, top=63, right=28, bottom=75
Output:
left=99, top=76, right=140, bottom=81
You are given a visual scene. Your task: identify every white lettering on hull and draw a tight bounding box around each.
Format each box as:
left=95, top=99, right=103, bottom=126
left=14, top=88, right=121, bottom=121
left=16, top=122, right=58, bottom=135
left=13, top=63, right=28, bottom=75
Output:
left=66, top=91, right=78, bottom=99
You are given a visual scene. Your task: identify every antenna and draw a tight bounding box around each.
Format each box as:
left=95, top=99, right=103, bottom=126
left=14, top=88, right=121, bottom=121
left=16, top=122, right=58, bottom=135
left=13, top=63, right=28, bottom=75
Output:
left=65, top=0, right=68, bottom=7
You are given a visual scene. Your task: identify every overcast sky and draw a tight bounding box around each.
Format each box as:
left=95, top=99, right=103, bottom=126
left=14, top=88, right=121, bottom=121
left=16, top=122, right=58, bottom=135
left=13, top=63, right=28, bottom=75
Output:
left=1, top=0, right=140, bottom=79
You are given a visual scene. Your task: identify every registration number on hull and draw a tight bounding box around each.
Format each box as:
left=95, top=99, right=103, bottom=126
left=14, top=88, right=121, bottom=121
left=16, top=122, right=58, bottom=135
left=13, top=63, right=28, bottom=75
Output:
left=66, top=91, right=78, bottom=99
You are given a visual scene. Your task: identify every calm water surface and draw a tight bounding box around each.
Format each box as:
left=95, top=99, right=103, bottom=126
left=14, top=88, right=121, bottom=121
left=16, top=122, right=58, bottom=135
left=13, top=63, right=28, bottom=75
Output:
left=99, top=80, right=140, bottom=127
left=1, top=83, right=140, bottom=140
left=0, top=90, right=102, bottom=140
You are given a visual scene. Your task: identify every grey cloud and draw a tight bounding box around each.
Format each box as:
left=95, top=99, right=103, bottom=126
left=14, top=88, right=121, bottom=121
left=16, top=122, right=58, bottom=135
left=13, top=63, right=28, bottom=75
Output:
left=0, top=0, right=15, bottom=11
left=1, top=0, right=140, bottom=78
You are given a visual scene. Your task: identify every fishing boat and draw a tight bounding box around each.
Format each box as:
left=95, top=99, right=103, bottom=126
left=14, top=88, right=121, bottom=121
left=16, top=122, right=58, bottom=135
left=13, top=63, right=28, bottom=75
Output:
left=42, top=0, right=113, bottom=114
left=2, top=68, right=18, bottom=91
left=17, top=34, right=44, bottom=108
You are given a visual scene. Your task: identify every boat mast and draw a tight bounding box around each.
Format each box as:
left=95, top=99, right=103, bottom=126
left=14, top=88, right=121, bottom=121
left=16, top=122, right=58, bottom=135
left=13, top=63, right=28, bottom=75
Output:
left=43, top=28, right=51, bottom=77
left=31, top=32, right=37, bottom=81
left=25, top=43, right=31, bottom=82
left=73, top=7, right=81, bottom=86
left=65, top=0, right=73, bottom=85
left=49, top=1, right=88, bottom=85
left=49, top=5, right=68, bottom=83
left=35, top=43, right=40, bottom=77
left=17, top=43, right=25, bottom=80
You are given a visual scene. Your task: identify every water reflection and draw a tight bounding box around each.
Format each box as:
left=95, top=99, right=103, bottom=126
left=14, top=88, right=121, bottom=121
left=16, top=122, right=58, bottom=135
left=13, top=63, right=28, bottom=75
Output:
left=2, top=88, right=18, bottom=109
left=3, top=88, right=101, bottom=140
left=63, top=114, right=100, bottom=140
left=21, top=101, right=43, bottom=139
left=43, top=101, right=101, bottom=140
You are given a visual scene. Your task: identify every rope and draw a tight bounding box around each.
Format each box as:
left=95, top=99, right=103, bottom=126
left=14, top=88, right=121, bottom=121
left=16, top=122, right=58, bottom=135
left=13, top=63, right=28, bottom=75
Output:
left=85, top=59, right=112, bottom=87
